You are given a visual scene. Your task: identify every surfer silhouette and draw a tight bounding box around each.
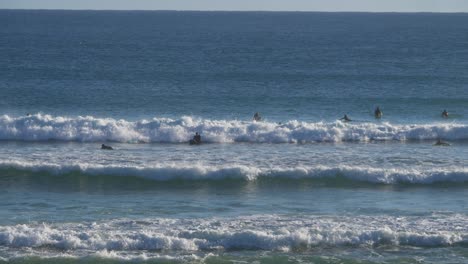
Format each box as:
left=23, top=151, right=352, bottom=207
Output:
left=374, top=107, right=382, bottom=119
left=340, top=114, right=352, bottom=122
left=190, top=132, right=201, bottom=145
left=253, top=112, right=262, bottom=121
left=434, top=139, right=450, bottom=146
left=442, top=110, right=448, bottom=118
left=101, top=144, right=113, bottom=150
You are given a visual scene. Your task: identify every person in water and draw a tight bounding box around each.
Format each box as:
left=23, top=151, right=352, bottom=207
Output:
left=442, top=109, right=449, bottom=118
left=193, top=132, right=201, bottom=144
left=101, top=144, right=113, bottom=150
left=434, top=139, right=450, bottom=146
left=253, top=112, right=262, bottom=121
left=374, top=106, right=382, bottom=119
left=340, top=114, right=352, bottom=122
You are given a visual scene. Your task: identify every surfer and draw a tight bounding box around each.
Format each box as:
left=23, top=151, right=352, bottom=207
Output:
left=101, top=144, right=113, bottom=150
left=434, top=139, right=450, bottom=146
left=374, top=106, right=382, bottom=119
left=194, top=132, right=201, bottom=143
left=253, top=112, right=262, bottom=122
left=340, top=114, right=352, bottom=122
left=190, top=132, right=202, bottom=145
left=442, top=109, right=449, bottom=118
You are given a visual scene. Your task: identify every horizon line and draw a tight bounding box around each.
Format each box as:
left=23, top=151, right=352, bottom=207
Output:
left=1, top=8, right=468, bottom=14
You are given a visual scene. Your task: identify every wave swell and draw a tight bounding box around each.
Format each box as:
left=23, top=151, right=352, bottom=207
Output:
left=1, top=161, right=468, bottom=184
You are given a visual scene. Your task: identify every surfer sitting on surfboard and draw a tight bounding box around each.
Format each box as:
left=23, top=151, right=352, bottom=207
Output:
left=442, top=109, right=449, bottom=118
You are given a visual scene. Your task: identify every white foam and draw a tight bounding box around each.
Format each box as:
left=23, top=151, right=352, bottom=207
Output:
left=1, top=114, right=467, bottom=143
left=2, top=160, right=468, bottom=184
left=0, top=215, right=466, bottom=253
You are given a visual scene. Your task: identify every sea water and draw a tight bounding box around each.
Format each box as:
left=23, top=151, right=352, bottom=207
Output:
left=0, top=10, right=467, bottom=263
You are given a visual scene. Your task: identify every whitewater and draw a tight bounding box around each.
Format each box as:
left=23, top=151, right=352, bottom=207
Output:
left=1, top=114, right=467, bottom=143
left=1, top=214, right=467, bottom=252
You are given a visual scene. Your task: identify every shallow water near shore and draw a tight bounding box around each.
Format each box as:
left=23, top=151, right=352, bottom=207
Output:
left=1, top=141, right=467, bottom=263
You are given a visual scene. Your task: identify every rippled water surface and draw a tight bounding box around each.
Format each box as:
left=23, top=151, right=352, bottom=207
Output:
left=1, top=10, right=467, bottom=263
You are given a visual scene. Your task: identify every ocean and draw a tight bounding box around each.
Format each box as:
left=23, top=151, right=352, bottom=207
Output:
left=0, top=10, right=468, bottom=263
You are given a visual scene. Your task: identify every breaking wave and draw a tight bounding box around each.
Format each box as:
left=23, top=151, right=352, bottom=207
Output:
left=0, top=114, right=467, bottom=143
left=0, top=215, right=467, bottom=253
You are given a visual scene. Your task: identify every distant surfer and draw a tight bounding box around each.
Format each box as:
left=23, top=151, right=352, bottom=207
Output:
left=434, top=139, right=450, bottom=146
left=101, top=144, right=113, bottom=150
left=26, top=113, right=30, bottom=116
left=339, top=114, right=352, bottom=122
left=374, top=106, right=382, bottom=119
left=442, top=109, right=449, bottom=118
left=190, top=132, right=201, bottom=145
left=253, top=112, right=262, bottom=122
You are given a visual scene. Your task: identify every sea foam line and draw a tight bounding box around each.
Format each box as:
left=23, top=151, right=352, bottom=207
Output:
left=0, top=113, right=467, bottom=143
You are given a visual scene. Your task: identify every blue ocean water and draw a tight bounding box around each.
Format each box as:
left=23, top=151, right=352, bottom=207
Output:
left=0, top=10, right=468, bottom=263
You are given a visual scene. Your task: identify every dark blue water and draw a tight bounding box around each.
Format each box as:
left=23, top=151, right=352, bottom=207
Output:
left=1, top=10, right=468, bottom=122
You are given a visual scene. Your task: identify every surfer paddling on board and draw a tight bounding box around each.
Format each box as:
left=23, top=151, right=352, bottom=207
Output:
left=101, top=144, right=113, bottom=150
left=339, top=114, right=352, bottom=122
left=434, top=139, right=450, bottom=146
left=442, top=109, right=449, bottom=118
left=374, top=106, right=382, bottom=119
left=190, top=132, right=202, bottom=145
